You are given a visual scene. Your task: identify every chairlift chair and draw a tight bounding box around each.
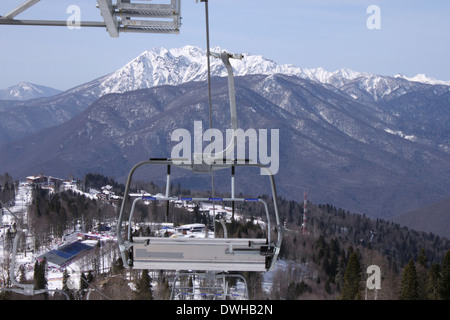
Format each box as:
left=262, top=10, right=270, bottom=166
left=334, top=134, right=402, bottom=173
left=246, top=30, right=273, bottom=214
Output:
left=117, top=49, right=282, bottom=273
left=117, top=158, right=283, bottom=273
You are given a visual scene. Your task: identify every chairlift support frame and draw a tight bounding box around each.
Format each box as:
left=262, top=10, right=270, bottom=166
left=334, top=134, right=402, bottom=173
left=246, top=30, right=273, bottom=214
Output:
left=170, top=272, right=249, bottom=300
left=117, top=47, right=282, bottom=274
left=117, top=158, right=283, bottom=273
left=0, top=0, right=182, bottom=36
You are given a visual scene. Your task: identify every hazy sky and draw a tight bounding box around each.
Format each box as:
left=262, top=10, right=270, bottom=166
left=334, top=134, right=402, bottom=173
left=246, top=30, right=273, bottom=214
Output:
left=0, top=0, right=449, bottom=90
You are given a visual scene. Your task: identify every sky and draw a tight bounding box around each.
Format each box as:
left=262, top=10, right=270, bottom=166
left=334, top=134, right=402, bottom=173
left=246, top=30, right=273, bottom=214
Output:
left=0, top=0, right=449, bottom=91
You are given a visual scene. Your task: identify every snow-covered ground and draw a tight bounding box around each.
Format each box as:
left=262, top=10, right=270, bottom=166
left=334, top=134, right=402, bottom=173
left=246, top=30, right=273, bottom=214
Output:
left=0, top=184, right=104, bottom=293
left=1, top=182, right=272, bottom=298
left=1, top=184, right=34, bottom=287
left=262, top=259, right=312, bottom=295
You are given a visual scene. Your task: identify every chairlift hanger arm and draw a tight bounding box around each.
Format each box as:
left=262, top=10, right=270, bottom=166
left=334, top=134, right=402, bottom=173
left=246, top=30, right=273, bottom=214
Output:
left=210, top=50, right=243, bottom=131
left=204, top=50, right=244, bottom=160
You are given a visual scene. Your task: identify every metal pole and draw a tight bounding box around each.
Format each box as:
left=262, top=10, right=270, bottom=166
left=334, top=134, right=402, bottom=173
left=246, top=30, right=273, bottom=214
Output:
left=231, top=165, right=235, bottom=220
left=4, top=0, right=41, bottom=19
left=165, top=164, right=171, bottom=223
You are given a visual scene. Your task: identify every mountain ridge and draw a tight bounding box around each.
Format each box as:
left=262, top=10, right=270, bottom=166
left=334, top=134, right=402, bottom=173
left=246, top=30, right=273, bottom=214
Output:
left=1, top=45, right=448, bottom=150
left=2, top=45, right=448, bottom=102
left=390, top=195, right=450, bottom=238
left=0, top=81, right=62, bottom=101
left=77, top=45, right=450, bottom=98
left=1, top=73, right=449, bottom=225
left=0, top=46, right=449, bottom=235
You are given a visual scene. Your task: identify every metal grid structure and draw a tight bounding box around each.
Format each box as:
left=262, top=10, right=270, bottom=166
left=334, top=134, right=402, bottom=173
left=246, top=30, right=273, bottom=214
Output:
left=170, top=272, right=249, bottom=300
left=0, top=0, right=182, bottom=36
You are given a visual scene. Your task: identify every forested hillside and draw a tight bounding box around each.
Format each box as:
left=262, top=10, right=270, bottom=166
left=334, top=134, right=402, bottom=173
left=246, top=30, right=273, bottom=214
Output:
left=0, top=173, right=15, bottom=205
left=2, top=173, right=449, bottom=300
left=263, top=198, right=450, bottom=299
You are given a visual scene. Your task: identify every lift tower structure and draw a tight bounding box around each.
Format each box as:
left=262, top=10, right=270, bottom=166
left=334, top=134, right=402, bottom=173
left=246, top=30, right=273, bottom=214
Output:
left=0, top=0, right=182, bottom=36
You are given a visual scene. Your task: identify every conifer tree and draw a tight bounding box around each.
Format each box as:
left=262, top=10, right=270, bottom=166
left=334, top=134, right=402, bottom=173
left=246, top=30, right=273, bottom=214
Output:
left=87, top=270, right=94, bottom=284
left=440, top=250, right=450, bottom=300
left=135, top=269, right=153, bottom=300
left=19, top=265, right=27, bottom=283
left=33, top=260, right=39, bottom=284
left=112, top=256, right=124, bottom=275
left=34, top=258, right=47, bottom=290
left=400, top=259, right=419, bottom=300
left=426, top=263, right=441, bottom=300
left=80, top=272, right=89, bottom=292
left=62, top=269, right=69, bottom=290
left=416, top=249, right=428, bottom=299
left=418, top=248, right=428, bottom=268
left=340, top=252, right=362, bottom=300
left=62, top=269, right=74, bottom=300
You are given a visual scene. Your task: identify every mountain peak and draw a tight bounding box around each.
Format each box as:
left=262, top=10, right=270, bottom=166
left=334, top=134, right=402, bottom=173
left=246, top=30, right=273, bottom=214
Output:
left=0, top=81, right=62, bottom=101
left=70, top=45, right=450, bottom=100
left=394, top=73, right=450, bottom=86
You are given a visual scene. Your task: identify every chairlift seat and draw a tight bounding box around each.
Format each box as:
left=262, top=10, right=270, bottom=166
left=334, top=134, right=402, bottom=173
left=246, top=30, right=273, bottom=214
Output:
left=132, top=237, right=272, bottom=272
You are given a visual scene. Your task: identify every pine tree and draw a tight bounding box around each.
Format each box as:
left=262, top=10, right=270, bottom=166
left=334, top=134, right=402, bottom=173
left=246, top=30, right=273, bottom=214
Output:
left=440, top=250, right=450, bottom=299
left=416, top=249, right=428, bottom=299
left=340, top=252, right=362, bottom=300
left=87, top=270, right=94, bottom=284
left=112, top=256, right=124, bottom=275
left=400, top=259, right=419, bottom=300
left=418, top=248, right=428, bottom=268
left=80, top=272, right=89, bottom=292
left=426, top=263, right=441, bottom=300
left=33, top=260, right=39, bottom=284
left=135, top=269, right=153, bottom=300
left=34, top=258, right=47, bottom=290
left=62, top=269, right=74, bottom=300
left=19, top=265, right=27, bottom=283
left=62, top=269, right=69, bottom=290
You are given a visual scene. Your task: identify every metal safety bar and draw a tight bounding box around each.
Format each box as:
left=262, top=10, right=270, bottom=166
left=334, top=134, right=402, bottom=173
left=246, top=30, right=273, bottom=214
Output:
left=127, top=196, right=272, bottom=244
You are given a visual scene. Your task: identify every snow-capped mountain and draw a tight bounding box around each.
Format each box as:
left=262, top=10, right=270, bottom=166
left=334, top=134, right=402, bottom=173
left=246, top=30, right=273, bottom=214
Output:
left=394, top=73, right=450, bottom=86
left=4, top=46, right=448, bottom=102
left=0, top=45, right=449, bottom=227
left=1, top=73, right=449, bottom=222
left=90, top=45, right=369, bottom=95
left=0, top=81, right=62, bottom=101
left=76, top=45, right=305, bottom=97
left=0, top=45, right=448, bottom=237
left=73, top=45, right=448, bottom=102
left=1, top=45, right=449, bottom=150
